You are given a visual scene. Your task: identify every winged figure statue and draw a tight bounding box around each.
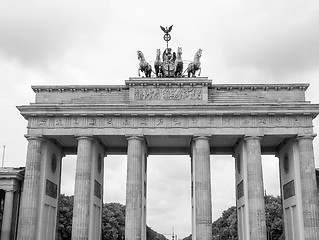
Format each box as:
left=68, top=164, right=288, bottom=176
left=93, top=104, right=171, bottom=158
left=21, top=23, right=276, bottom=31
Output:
left=160, top=25, right=173, bottom=34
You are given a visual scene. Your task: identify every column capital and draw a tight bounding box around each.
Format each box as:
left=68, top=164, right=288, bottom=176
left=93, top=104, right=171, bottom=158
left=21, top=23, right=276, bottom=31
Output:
left=192, top=135, right=212, bottom=141
left=75, top=135, right=94, bottom=141
left=126, top=135, right=145, bottom=141
left=4, top=189, right=15, bottom=193
left=244, top=135, right=263, bottom=141
left=296, top=133, right=317, bottom=141
left=24, top=134, right=44, bottom=141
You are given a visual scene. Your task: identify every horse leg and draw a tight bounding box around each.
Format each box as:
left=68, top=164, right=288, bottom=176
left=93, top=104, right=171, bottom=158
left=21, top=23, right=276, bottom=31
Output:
left=146, top=67, right=151, bottom=78
left=198, top=67, right=201, bottom=76
left=138, top=68, right=141, bottom=77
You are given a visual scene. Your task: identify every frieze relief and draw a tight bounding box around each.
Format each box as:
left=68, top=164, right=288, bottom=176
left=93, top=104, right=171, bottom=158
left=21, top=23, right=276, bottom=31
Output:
left=28, top=115, right=312, bottom=129
left=134, top=87, right=202, bottom=101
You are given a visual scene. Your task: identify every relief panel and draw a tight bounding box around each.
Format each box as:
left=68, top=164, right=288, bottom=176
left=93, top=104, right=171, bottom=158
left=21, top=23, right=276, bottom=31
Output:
left=30, top=115, right=311, bottom=129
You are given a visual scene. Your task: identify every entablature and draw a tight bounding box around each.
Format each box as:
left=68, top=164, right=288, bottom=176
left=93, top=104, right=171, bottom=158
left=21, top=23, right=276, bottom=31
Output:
left=17, top=103, right=319, bottom=119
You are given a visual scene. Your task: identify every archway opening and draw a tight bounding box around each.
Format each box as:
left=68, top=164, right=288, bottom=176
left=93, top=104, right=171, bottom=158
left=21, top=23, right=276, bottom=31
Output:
left=147, top=155, right=191, bottom=240
left=211, top=155, right=236, bottom=221
left=61, top=155, right=77, bottom=196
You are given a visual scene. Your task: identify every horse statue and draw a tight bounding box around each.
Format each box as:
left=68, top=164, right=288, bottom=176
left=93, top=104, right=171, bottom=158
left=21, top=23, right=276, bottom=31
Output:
left=154, top=49, right=163, bottom=77
left=137, top=50, right=152, bottom=78
left=174, top=47, right=183, bottom=77
left=185, top=49, right=202, bottom=77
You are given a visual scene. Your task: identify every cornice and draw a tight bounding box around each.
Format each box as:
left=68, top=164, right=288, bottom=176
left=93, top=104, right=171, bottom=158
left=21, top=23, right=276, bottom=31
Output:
left=210, top=83, right=309, bottom=91
left=32, top=85, right=128, bottom=93
left=0, top=167, right=25, bottom=181
left=17, top=103, right=319, bottom=118
left=31, top=82, right=309, bottom=93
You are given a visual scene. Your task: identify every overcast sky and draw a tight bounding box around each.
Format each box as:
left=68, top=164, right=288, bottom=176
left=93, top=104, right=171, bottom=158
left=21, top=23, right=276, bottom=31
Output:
left=1, top=0, right=319, bottom=238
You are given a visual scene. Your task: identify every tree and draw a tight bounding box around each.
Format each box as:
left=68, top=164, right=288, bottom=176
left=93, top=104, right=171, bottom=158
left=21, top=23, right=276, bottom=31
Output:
left=183, top=194, right=283, bottom=240
left=264, top=195, right=283, bottom=240
left=102, top=203, right=126, bottom=240
left=58, top=195, right=168, bottom=240
left=146, top=226, right=169, bottom=240
left=211, top=206, right=237, bottom=240
left=58, top=194, right=74, bottom=240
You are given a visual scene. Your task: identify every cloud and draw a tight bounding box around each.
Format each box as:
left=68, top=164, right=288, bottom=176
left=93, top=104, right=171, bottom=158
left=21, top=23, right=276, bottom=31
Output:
left=0, top=0, right=109, bottom=67
left=218, top=2, right=319, bottom=80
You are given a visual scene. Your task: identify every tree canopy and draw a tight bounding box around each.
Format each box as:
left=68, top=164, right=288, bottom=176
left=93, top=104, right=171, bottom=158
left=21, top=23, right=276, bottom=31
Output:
left=58, top=194, right=284, bottom=240
left=184, top=194, right=283, bottom=240
left=58, top=194, right=168, bottom=240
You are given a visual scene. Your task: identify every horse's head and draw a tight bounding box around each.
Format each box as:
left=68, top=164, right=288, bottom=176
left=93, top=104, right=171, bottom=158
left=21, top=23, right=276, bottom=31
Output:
left=137, top=50, right=144, bottom=61
left=194, top=49, right=202, bottom=60
left=177, top=47, right=182, bottom=57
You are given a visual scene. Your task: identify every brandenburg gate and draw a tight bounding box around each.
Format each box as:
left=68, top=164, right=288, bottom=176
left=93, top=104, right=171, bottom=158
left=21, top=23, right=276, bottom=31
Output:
left=15, top=77, right=319, bottom=240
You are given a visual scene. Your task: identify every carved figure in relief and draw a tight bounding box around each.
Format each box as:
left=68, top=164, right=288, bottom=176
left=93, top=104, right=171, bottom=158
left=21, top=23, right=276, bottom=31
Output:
left=123, top=119, right=130, bottom=126
left=38, top=118, right=47, bottom=126
left=55, top=119, right=63, bottom=126
left=154, top=49, right=163, bottom=77
left=137, top=50, right=152, bottom=78
left=106, top=118, right=113, bottom=125
left=89, top=118, right=96, bottom=126
left=174, top=47, right=183, bottom=77
left=156, top=118, right=164, bottom=126
left=184, top=49, right=202, bottom=77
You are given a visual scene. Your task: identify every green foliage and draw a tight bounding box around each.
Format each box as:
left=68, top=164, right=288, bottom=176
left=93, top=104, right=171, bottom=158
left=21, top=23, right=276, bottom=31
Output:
left=146, top=226, right=169, bottom=240
left=58, top=194, right=74, bottom=240
left=211, top=206, right=237, bottom=240
left=183, top=194, right=283, bottom=240
left=102, top=202, right=126, bottom=240
left=58, top=194, right=168, bottom=240
left=264, top=195, right=283, bottom=240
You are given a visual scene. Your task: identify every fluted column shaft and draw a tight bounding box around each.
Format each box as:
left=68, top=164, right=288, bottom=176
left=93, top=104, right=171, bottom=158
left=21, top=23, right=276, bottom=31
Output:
left=1, top=190, right=14, bottom=240
left=72, top=136, right=93, bottom=240
left=17, top=136, right=43, bottom=240
left=245, top=136, right=267, bottom=240
left=125, top=136, right=144, bottom=240
left=297, top=134, right=319, bottom=239
left=192, top=136, right=212, bottom=240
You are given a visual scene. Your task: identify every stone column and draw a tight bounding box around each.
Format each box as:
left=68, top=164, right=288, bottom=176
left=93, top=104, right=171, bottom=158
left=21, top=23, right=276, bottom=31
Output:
left=125, top=136, right=144, bottom=240
left=72, top=136, right=93, bottom=240
left=17, top=136, right=43, bottom=240
left=192, top=136, right=212, bottom=240
left=244, top=136, right=267, bottom=240
left=1, top=190, right=14, bottom=240
left=297, top=134, right=319, bottom=239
